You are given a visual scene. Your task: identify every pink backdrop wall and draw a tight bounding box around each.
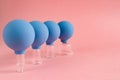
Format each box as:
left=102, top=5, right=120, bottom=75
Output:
left=1, top=0, right=120, bottom=50
left=0, top=0, right=120, bottom=80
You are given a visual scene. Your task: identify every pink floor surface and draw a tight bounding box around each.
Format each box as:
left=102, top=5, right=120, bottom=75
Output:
left=0, top=46, right=120, bottom=80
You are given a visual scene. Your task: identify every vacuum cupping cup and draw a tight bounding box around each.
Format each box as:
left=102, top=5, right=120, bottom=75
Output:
left=44, top=21, right=60, bottom=58
left=58, top=20, right=74, bottom=56
left=30, top=21, right=49, bottom=64
left=3, top=19, right=35, bottom=72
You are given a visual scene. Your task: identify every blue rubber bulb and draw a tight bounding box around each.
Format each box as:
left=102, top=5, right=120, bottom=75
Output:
left=58, top=21, right=74, bottom=43
left=3, top=19, right=35, bottom=54
left=44, top=21, right=60, bottom=45
left=30, top=21, right=49, bottom=49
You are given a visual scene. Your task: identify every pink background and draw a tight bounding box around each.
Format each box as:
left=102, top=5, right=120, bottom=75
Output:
left=0, top=0, right=120, bottom=80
